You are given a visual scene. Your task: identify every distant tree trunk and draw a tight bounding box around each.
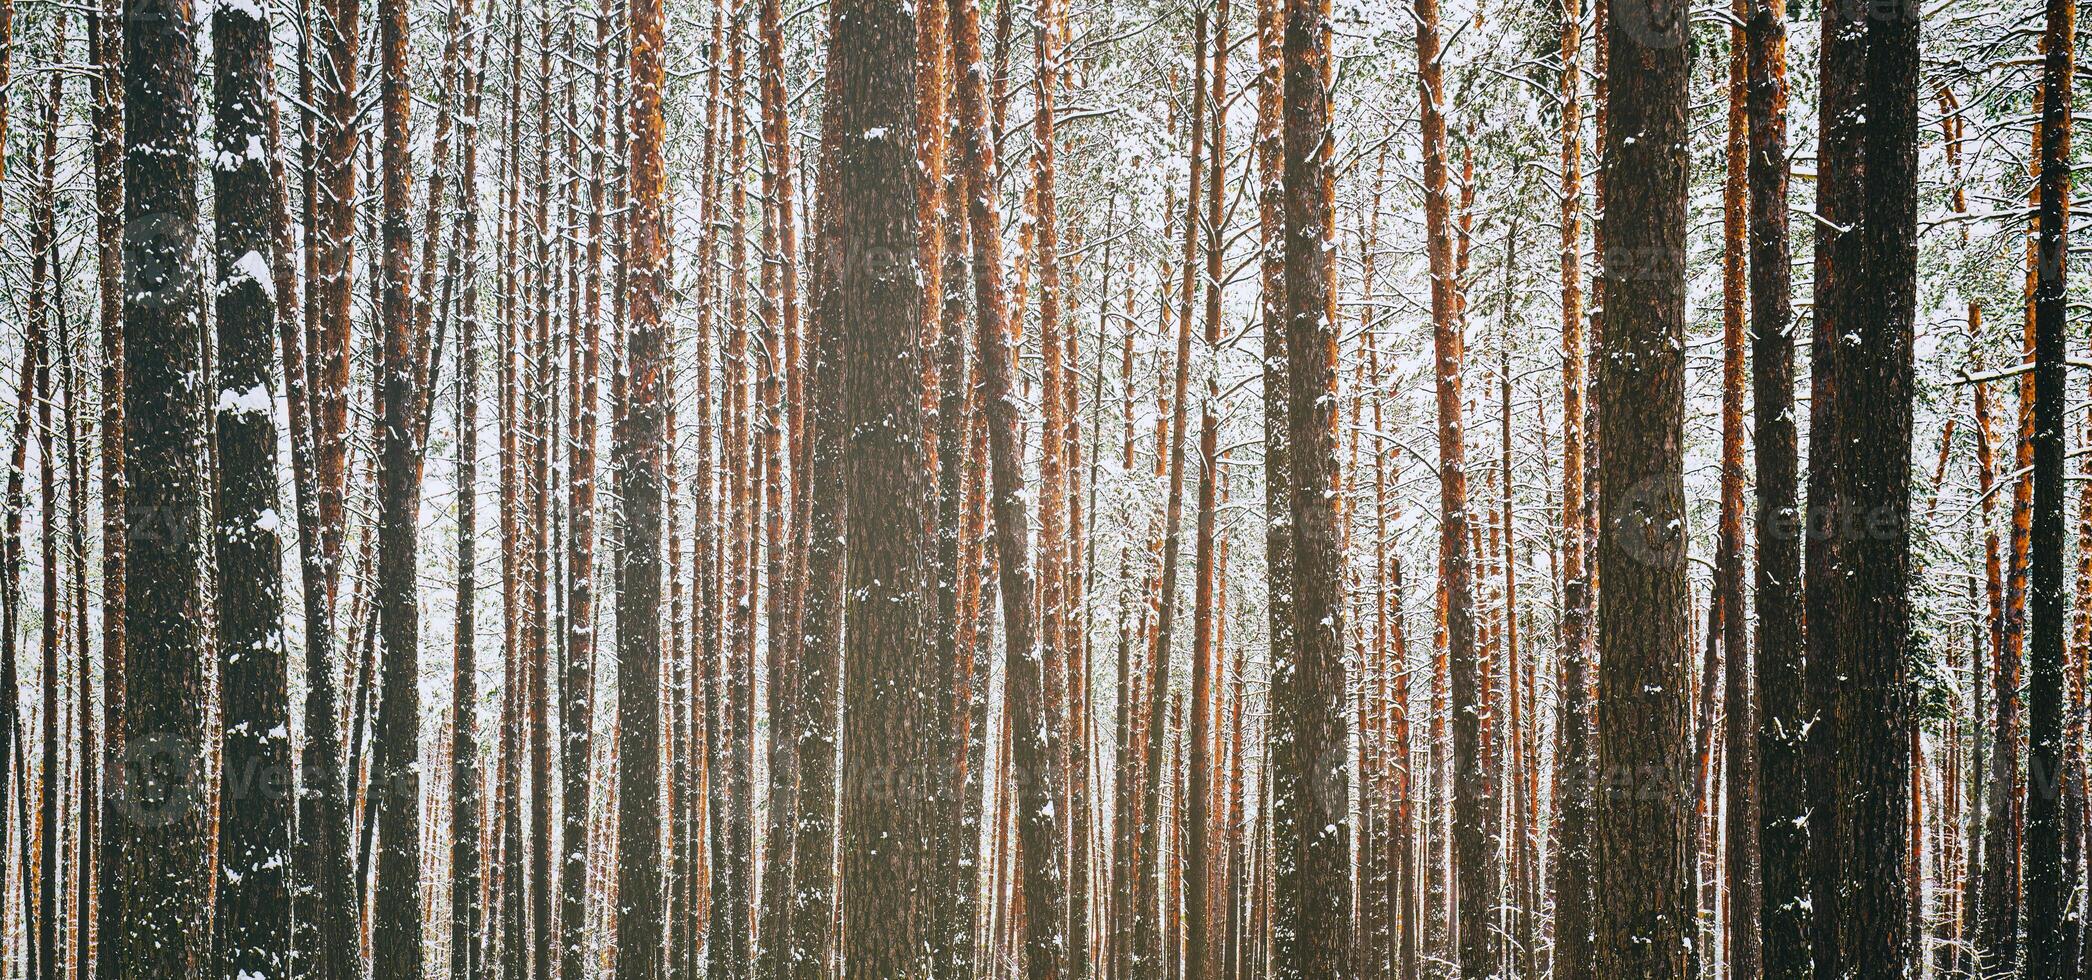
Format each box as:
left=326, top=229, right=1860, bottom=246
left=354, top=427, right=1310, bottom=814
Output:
left=87, top=0, right=125, bottom=970
left=31, top=39, right=63, bottom=979
left=1143, top=28, right=1205, bottom=980
left=371, top=0, right=427, bottom=965
left=1718, top=15, right=1760, bottom=979
left=2022, top=0, right=2074, bottom=969
left=1552, top=0, right=1596, bottom=973
left=561, top=2, right=611, bottom=975
left=1804, top=0, right=1919, bottom=970
left=212, top=0, right=296, bottom=968
left=834, top=0, right=940, bottom=972
left=1277, top=0, right=1354, bottom=974
left=116, top=0, right=215, bottom=967
left=1744, top=0, right=1805, bottom=975
left=612, top=0, right=670, bottom=969
left=453, top=124, right=488, bottom=980
left=1593, top=0, right=1694, bottom=977
left=1188, top=8, right=1229, bottom=980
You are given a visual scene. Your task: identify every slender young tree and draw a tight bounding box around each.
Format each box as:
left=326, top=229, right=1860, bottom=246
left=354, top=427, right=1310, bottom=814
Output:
left=1804, top=0, right=1920, bottom=970
left=1593, top=0, right=1694, bottom=976
left=1410, top=0, right=1485, bottom=971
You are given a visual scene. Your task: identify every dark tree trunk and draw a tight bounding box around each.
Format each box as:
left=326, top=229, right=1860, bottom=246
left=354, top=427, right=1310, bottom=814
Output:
left=2023, top=0, right=2074, bottom=971
left=1593, top=0, right=1694, bottom=978
left=116, top=0, right=215, bottom=968
left=211, top=0, right=296, bottom=971
left=1744, top=0, right=1806, bottom=976
left=787, top=47, right=846, bottom=979
left=371, top=0, right=427, bottom=967
left=1804, top=0, right=1920, bottom=970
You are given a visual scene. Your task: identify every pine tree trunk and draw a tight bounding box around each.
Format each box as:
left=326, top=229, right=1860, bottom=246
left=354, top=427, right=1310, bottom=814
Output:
left=834, top=0, right=941, bottom=970
left=1188, top=10, right=1228, bottom=980
left=1552, top=0, right=1596, bottom=973
left=1410, top=0, right=1483, bottom=972
left=949, top=0, right=1073, bottom=973
left=372, top=0, right=428, bottom=965
left=116, top=0, right=215, bottom=967
left=1744, top=0, right=1804, bottom=975
left=787, top=49, right=846, bottom=979
left=1592, top=0, right=1694, bottom=976
left=1718, top=15, right=1760, bottom=978
left=613, top=0, right=670, bottom=967
left=211, top=0, right=296, bottom=968
left=1804, top=0, right=1920, bottom=969
left=2022, top=0, right=2074, bottom=969
left=1277, top=0, right=1354, bottom=974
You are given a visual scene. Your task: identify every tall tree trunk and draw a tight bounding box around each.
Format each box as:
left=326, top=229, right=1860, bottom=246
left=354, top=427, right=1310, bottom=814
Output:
left=1144, top=30, right=1205, bottom=980
left=212, top=0, right=296, bottom=969
left=787, top=47, right=846, bottom=979
left=1593, top=0, right=1694, bottom=976
left=613, top=0, right=670, bottom=968
left=1745, top=0, right=1805, bottom=975
left=2023, top=0, right=2075, bottom=969
left=834, top=0, right=940, bottom=969
left=87, top=0, right=125, bottom=972
left=1552, top=0, right=1596, bottom=973
left=116, top=0, right=215, bottom=968
left=1804, top=0, right=1920, bottom=970
left=561, top=1, right=613, bottom=974
left=1252, top=0, right=1300, bottom=969
left=1719, top=15, right=1760, bottom=979
left=372, top=0, right=427, bottom=965
left=1410, top=0, right=1483, bottom=972
left=1189, top=9, right=1229, bottom=980
left=1277, top=0, right=1354, bottom=975
left=949, top=0, right=1072, bottom=973
left=30, top=38, right=63, bottom=978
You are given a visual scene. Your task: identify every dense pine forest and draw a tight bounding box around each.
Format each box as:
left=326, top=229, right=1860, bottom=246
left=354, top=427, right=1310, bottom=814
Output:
left=0, top=0, right=2084, bottom=972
